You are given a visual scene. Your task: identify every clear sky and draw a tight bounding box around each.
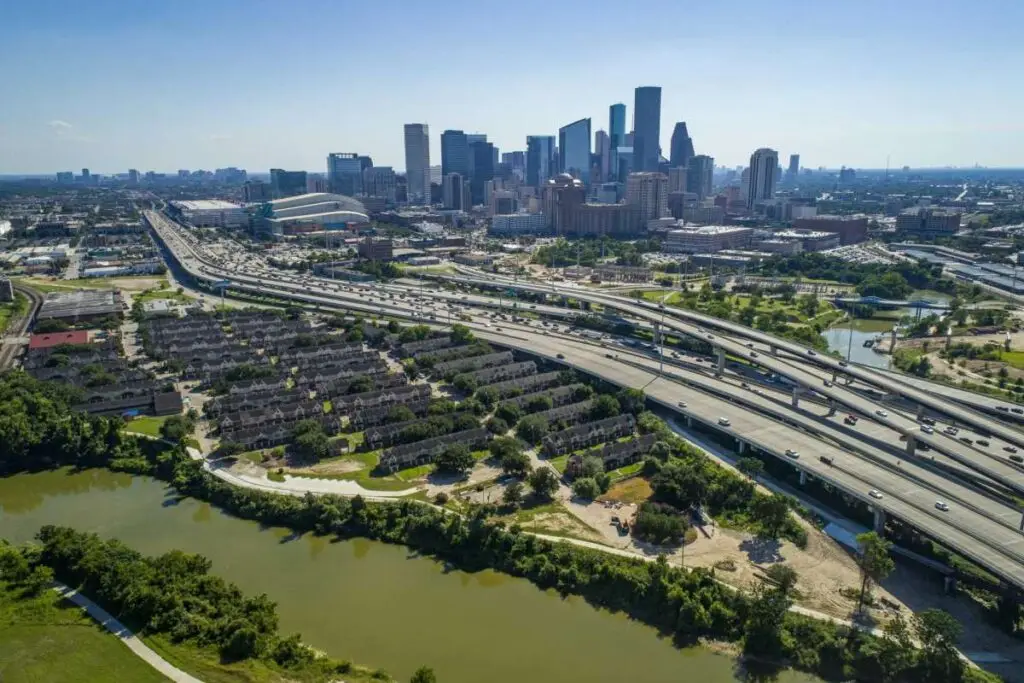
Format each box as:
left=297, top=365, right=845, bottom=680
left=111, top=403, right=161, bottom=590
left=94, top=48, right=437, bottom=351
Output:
left=2, top=0, right=1022, bottom=175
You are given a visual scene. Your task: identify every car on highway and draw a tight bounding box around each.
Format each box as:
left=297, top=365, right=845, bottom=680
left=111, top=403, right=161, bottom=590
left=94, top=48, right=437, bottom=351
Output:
left=677, top=401, right=688, bottom=408
left=741, top=382, right=749, bottom=389
left=1010, top=454, right=1024, bottom=464
left=823, top=380, right=833, bottom=387
left=944, top=426, right=959, bottom=435
left=869, top=489, right=883, bottom=500
left=750, top=352, right=759, bottom=358
left=1004, top=446, right=1018, bottom=453
left=556, top=353, right=565, bottom=359
left=959, top=436, right=973, bottom=445
left=935, top=501, right=950, bottom=512
left=997, top=406, right=1009, bottom=412
left=717, top=417, right=731, bottom=427
left=875, top=410, right=888, bottom=418
left=977, top=439, right=990, bottom=447
left=807, top=349, right=816, bottom=356
left=920, top=425, right=934, bottom=434
left=1014, top=408, right=1024, bottom=415
left=784, top=449, right=799, bottom=459
left=839, top=361, right=848, bottom=367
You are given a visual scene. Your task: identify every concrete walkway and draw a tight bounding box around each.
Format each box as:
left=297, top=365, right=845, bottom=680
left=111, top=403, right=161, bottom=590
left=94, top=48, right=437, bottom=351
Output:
left=53, top=583, right=204, bottom=683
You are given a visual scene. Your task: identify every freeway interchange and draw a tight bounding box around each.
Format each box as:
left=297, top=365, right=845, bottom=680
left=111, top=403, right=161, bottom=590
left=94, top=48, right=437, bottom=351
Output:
left=144, top=211, right=1024, bottom=590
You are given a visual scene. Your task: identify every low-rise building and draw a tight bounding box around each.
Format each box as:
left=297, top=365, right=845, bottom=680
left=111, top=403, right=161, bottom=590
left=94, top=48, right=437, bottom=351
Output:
left=662, top=225, right=754, bottom=253
left=792, top=214, right=867, bottom=244
left=895, top=209, right=961, bottom=238
left=358, top=237, right=394, bottom=260
left=490, top=212, right=548, bottom=235
left=772, top=230, right=841, bottom=252
left=171, top=200, right=248, bottom=228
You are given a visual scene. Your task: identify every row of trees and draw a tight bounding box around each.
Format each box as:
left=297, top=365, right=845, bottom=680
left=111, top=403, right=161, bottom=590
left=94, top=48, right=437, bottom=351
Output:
left=0, top=373, right=998, bottom=682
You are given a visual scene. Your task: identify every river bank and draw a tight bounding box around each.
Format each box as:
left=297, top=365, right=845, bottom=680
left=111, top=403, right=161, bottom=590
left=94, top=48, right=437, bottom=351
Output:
left=0, top=468, right=818, bottom=683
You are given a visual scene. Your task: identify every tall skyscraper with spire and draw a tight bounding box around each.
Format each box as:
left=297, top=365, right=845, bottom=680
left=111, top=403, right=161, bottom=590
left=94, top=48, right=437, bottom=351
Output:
left=669, top=122, right=695, bottom=169
left=403, top=124, right=430, bottom=203
left=632, top=86, right=662, bottom=171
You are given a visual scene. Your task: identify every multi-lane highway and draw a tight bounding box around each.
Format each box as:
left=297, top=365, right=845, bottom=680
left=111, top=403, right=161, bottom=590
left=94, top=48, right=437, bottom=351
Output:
left=144, top=211, right=1024, bottom=588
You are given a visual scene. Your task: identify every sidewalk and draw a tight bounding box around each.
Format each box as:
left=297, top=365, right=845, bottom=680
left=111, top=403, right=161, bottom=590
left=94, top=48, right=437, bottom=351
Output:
left=54, top=583, right=204, bottom=683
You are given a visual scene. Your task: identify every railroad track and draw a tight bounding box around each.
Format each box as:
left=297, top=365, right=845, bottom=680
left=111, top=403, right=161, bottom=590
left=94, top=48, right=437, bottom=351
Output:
left=0, top=284, right=43, bottom=370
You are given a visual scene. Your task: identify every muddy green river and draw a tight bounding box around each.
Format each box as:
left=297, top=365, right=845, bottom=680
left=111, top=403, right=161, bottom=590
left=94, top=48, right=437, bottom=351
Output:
left=0, top=469, right=817, bottom=683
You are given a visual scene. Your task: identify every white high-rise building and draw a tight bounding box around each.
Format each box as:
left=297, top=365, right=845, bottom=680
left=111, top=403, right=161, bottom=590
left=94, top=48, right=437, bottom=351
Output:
left=403, top=124, right=431, bottom=203
left=747, top=148, right=779, bottom=208
left=625, top=172, right=669, bottom=222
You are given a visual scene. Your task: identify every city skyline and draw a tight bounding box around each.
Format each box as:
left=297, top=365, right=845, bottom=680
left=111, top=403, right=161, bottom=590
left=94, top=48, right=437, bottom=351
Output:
left=3, top=0, right=1023, bottom=174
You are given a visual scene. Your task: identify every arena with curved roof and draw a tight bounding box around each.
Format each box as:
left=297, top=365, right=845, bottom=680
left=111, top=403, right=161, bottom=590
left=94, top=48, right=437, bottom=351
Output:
left=256, top=193, right=370, bottom=236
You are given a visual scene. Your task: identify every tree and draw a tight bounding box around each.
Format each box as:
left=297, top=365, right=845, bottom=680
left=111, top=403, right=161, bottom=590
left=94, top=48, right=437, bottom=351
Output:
left=410, top=666, right=437, bottom=683
left=737, top=457, right=764, bottom=480
left=476, top=386, right=500, bottom=407
left=578, top=455, right=604, bottom=480
left=485, top=416, right=509, bottom=435
left=743, top=584, right=791, bottom=657
left=633, top=501, right=687, bottom=545
left=616, top=388, right=646, bottom=415
left=435, top=444, right=474, bottom=474
left=589, top=394, right=621, bottom=420
left=451, top=324, right=474, bottom=344
left=913, top=609, right=965, bottom=682
left=502, top=481, right=524, bottom=507
left=763, top=564, right=798, bottom=596
left=387, top=405, right=416, bottom=424
left=515, top=415, right=549, bottom=445
left=500, top=451, right=531, bottom=478
left=528, top=467, right=559, bottom=499
left=751, top=494, right=790, bottom=540
left=571, top=477, right=600, bottom=500
left=854, top=531, right=894, bottom=615
left=160, top=415, right=192, bottom=443
left=291, top=420, right=329, bottom=462
left=494, top=402, right=523, bottom=425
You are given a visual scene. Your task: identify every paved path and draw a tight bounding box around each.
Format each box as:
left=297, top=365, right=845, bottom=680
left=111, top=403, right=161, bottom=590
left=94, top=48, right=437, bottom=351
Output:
left=53, top=583, right=204, bottom=683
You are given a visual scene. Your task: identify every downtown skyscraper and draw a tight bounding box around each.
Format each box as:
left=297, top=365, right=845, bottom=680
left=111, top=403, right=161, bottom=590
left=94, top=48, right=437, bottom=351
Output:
left=526, top=135, right=555, bottom=187
left=403, top=124, right=431, bottom=203
left=441, top=130, right=470, bottom=177
left=558, top=118, right=592, bottom=180
left=669, top=122, right=695, bottom=169
left=747, top=148, right=779, bottom=207
left=608, top=103, right=626, bottom=149
left=633, top=86, right=662, bottom=172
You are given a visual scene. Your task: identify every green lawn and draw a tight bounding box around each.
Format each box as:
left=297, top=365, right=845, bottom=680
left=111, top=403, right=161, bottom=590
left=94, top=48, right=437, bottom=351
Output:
left=607, top=461, right=644, bottom=481
left=0, top=293, right=29, bottom=333
left=0, top=582, right=168, bottom=683
left=997, top=350, right=1024, bottom=370
left=548, top=454, right=570, bottom=473
left=123, top=415, right=169, bottom=437
left=14, top=276, right=166, bottom=293
left=284, top=451, right=418, bottom=491
left=135, top=288, right=193, bottom=304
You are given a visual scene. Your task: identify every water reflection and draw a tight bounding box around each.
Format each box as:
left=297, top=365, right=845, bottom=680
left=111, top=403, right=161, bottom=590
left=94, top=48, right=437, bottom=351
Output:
left=0, top=468, right=133, bottom=515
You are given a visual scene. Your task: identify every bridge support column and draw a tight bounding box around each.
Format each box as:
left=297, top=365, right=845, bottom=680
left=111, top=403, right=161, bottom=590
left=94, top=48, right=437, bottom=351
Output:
left=799, top=470, right=807, bottom=486
left=944, top=576, right=958, bottom=595
left=716, top=348, right=725, bottom=376
left=916, top=404, right=924, bottom=419
left=791, top=386, right=804, bottom=407
left=827, top=399, right=837, bottom=416
left=737, top=440, right=747, bottom=454
left=770, top=344, right=778, bottom=356
left=685, top=416, right=693, bottom=428
left=873, top=507, right=887, bottom=533
left=905, top=436, right=916, bottom=457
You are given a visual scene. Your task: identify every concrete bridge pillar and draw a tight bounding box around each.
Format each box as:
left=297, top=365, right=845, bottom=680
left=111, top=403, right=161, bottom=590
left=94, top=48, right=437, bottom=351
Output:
left=685, top=416, right=693, bottom=428
left=827, top=399, right=837, bottom=416
left=916, top=404, right=924, bottom=419
left=905, top=436, right=916, bottom=457
left=716, top=348, right=725, bottom=375
left=944, top=576, right=958, bottom=595
left=799, top=470, right=808, bottom=485
left=873, top=507, right=887, bottom=533
left=770, top=344, right=778, bottom=356
left=791, top=386, right=804, bottom=407
left=737, top=440, right=747, bottom=454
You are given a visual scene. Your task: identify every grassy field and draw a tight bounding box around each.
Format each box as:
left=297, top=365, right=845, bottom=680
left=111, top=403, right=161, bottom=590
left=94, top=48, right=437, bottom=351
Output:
left=123, top=415, right=169, bottom=437
left=0, top=581, right=168, bottom=683
left=599, top=476, right=652, bottom=504
left=282, top=450, right=418, bottom=491
left=134, top=288, right=193, bottom=304
left=997, top=350, right=1024, bottom=370
left=14, top=276, right=166, bottom=293
left=0, top=292, right=29, bottom=333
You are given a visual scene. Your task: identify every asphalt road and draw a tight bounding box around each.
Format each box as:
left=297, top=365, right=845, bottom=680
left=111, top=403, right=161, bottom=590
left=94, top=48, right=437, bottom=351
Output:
left=145, top=211, right=1024, bottom=587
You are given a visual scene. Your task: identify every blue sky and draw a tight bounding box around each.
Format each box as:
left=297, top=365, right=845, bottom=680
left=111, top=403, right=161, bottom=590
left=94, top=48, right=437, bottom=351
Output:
left=2, top=0, right=1022, bottom=174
